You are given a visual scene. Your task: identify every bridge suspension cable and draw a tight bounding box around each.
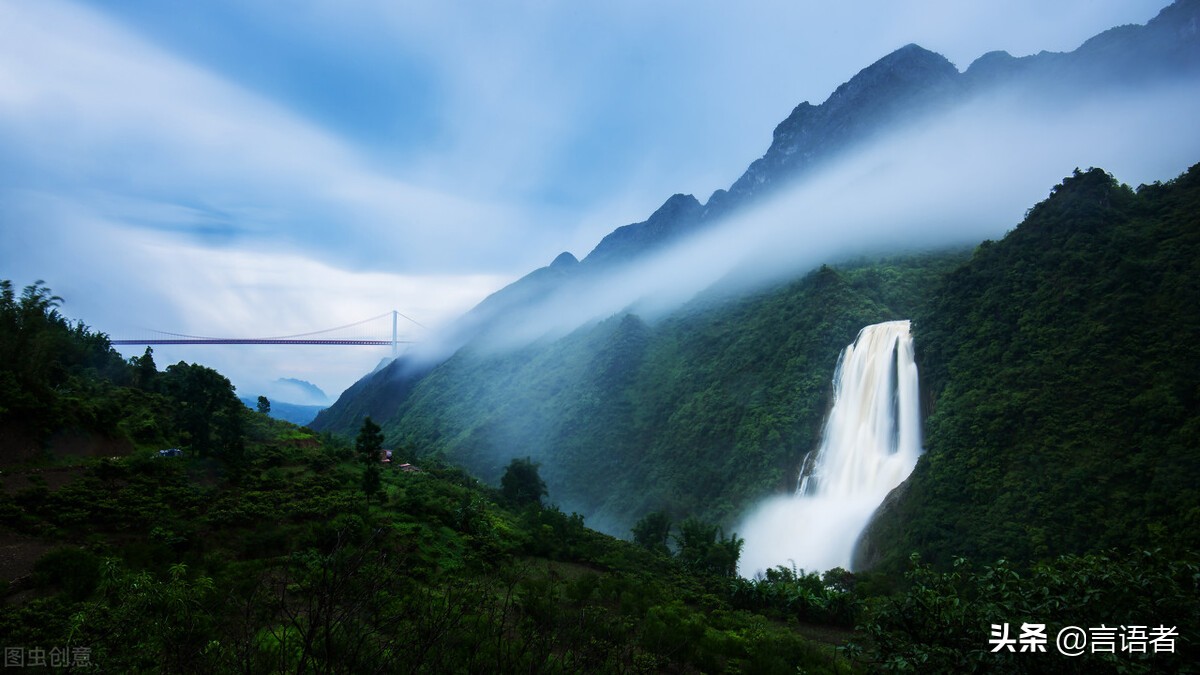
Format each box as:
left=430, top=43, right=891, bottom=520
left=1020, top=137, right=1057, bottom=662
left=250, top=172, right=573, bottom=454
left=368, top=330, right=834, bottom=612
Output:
left=111, top=311, right=421, bottom=355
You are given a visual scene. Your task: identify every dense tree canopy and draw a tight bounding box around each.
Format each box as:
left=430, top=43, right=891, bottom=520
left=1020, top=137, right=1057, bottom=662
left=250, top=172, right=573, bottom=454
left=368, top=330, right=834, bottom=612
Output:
left=0, top=280, right=130, bottom=446
left=632, top=510, right=672, bottom=555
left=674, top=517, right=745, bottom=578
left=354, top=416, right=384, bottom=465
left=161, top=362, right=244, bottom=464
left=500, top=456, right=548, bottom=506
left=862, top=164, right=1200, bottom=572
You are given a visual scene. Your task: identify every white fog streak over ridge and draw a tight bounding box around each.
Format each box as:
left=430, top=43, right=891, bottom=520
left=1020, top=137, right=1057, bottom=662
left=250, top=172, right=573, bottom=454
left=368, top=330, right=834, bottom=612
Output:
left=452, top=79, right=1200, bottom=354
left=738, top=321, right=922, bottom=576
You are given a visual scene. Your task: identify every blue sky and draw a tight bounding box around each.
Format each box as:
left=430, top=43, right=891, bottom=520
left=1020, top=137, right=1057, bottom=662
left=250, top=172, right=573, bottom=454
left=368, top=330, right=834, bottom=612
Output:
left=0, top=0, right=1173, bottom=399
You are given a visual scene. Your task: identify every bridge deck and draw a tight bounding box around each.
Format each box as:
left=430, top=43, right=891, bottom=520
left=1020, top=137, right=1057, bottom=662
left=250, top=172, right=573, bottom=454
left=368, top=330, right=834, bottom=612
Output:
left=111, top=339, right=410, bottom=346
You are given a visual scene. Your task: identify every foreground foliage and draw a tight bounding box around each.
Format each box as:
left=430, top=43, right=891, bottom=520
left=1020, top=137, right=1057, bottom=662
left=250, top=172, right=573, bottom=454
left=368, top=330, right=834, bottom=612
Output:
left=2, top=439, right=859, bottom=673
left=855, top=551, right=1199, bottom=673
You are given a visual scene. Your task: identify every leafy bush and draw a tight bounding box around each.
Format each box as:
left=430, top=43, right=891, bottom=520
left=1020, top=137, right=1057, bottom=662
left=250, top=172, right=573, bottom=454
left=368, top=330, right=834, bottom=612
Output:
left=33, top=547, right=100, bottom=602
left=855, top=550, right=1200, bottom=673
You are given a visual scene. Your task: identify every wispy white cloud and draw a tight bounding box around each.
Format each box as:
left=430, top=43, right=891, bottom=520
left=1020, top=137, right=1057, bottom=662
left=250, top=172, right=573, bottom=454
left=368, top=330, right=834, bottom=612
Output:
left=0, top=0, right=522, bottom=394
left=0, top=0, right=534, bottom=273
left=0, top=0, right=1179, bottom=397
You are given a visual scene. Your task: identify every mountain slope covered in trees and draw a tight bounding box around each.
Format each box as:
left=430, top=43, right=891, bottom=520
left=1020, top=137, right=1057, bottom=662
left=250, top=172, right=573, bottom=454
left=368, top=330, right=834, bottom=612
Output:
left=4, top=284, right=1196, bottom=672
left=0, top=281, right=245, bottom=468
left=331, top=252, right=969, bottom=535
left=384, top=251, right=974, bottom=530
left=0, top=283, right=872, bottom=673
left=859, top=163, right=1200, bottom=572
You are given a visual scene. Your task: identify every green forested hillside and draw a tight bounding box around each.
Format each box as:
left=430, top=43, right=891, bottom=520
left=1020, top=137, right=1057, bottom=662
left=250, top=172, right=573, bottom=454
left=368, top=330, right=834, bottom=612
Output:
left=862, top=164, right=1200, bottom=572
left=0, top=283, right=869, bottom=673
left=5, top=158, right=1200, bottom=671
left=370, top=251, right=969, bottom=535
left=0, top=281, right=245, bottom=467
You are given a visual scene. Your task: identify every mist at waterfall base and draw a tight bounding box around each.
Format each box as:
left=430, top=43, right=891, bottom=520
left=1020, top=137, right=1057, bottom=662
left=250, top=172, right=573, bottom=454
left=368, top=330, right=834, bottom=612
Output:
left=737, top=321, right=923, bottom=578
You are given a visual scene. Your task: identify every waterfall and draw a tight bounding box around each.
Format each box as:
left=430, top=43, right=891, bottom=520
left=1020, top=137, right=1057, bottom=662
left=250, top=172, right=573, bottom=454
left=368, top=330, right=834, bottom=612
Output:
left=737, top=320, right=922, bottom=576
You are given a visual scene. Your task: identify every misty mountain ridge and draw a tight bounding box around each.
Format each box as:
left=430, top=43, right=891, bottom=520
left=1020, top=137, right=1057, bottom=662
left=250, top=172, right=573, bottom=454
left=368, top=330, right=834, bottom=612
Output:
left=238, top=397, right=325, bottom=426
left=720, top=43, right=961, bottom=213
left=584, top=193, right=703, bottom=267
left=314, top=0, right=1200, bottom=441
left=964, top=0, right=1200, bottom=86
left=270, top=377, right=329, bottom=406
left=314, top=0, right=1195, bottom=381
left=580, top=0, right=1198, bottom=271
left=441, top=0, right=1200, bottom=339
left=235, top=377, right=330, bottom=425
left=562, top=44, right=963, bottom=273
left=407, top=43, right=972, bottom=355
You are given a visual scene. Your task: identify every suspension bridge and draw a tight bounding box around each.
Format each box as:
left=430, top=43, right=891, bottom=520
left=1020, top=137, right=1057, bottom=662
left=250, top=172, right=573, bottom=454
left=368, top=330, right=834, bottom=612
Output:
left=111, top=311, right=423, bottom=354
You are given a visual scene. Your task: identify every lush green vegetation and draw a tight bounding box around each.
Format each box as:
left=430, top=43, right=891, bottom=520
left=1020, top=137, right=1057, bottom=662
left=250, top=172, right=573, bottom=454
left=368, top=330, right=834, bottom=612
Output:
left=303, top=163, right=1200, bottom=669
left=0, top=291, right=867, bottom=672
left=5, top=164, right=1198, bottom=671
left=7, top=446, right=862, bottom=673
left=863, top=164, right=1200, bottom=573
left=0, top=280, right=244, bottom=469
left=0, top=280, right=141, bottom=456
left=853, top=550, right=1199, bottom=673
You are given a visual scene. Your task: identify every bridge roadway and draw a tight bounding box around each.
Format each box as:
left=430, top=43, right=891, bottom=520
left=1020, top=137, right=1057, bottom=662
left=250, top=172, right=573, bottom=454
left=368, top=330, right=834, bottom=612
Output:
left=111, top=311, right=419, bottom=349
left=110, top=339, right=411, bottom=346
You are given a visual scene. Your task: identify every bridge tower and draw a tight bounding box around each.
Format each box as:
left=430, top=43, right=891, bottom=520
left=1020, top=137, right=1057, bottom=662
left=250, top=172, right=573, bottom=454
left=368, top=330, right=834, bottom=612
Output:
left=392, top=310, right=398, bottom=357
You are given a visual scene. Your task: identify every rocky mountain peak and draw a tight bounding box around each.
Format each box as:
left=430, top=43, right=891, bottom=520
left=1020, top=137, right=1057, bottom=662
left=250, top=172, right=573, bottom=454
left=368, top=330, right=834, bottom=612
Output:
left=550, top=251, right=579, bottom=269
left=582, top=193, right=702, bottom=266
left=648, top=193, right=701, bottom=223
left=724, top=43, right=959, bottom=206
left=964, top=0, right=1199, bottom=88
left=831, top=43, right=958, bottom=97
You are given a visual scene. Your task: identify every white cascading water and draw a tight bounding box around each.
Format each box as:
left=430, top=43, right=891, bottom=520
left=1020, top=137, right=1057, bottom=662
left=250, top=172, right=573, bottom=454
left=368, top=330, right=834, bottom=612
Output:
left=737, top=320, right=922, bottom=577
